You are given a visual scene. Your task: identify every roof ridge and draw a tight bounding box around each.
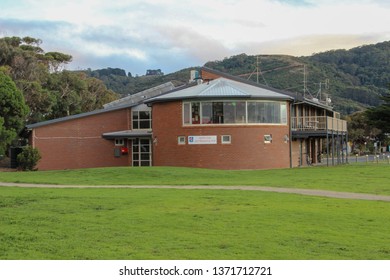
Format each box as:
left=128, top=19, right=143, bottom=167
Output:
left=199, top=78, right=249, bottom=96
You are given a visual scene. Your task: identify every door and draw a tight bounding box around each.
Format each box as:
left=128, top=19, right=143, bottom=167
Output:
left=132, top=138, right=152, bottom=166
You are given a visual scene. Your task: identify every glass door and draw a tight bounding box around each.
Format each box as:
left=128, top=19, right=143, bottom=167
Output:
left=132, top=138, right=152, bottom=166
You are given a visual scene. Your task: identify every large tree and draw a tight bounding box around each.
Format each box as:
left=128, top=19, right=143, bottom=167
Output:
left=366, top=92, right=390, bottom=134
left=0, top=36, right=118, bottom=123
left=0, top=68, right=29, bottom=155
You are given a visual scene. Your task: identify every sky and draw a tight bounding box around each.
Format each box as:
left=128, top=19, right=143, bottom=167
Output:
left=1, top=0, right=390, bottom=76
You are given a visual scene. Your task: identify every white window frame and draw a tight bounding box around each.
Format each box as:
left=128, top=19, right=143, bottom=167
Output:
left=178, top=136, right=186, bottom=145
left=115, top=139, right=124, bottom=146
left=264, top=134, right=273, bottom=144
left=183, top=100, right=288, bottom=126
left=132, top=110, right=152, bottom=130
left=221, top=135, right=231, bottom=144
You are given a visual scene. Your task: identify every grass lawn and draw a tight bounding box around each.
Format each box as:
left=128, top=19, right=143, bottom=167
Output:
left=1, top=187, right=390, bottom=260
left=1, top=164, right=390, bottom=194
left=1, top=164, right=390, bottom=260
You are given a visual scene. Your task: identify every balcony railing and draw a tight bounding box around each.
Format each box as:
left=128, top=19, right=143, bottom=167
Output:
left=291, top=116, right=347, bottom=132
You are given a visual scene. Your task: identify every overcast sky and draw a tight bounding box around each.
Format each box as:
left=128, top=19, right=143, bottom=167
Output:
left=1, top=0, right=390, bottom=75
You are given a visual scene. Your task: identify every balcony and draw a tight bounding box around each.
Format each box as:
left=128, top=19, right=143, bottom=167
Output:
left=291, top=116, right=347, bottom=137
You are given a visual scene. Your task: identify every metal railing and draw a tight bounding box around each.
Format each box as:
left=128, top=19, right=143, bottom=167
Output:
left=291, top=116, right=347, bottom=132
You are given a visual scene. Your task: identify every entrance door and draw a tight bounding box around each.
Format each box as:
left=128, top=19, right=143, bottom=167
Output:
left=132, top=138, right=152, bottom=166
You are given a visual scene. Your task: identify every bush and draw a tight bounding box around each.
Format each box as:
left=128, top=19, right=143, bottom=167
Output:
left=17, top=146, right=41, bottom=171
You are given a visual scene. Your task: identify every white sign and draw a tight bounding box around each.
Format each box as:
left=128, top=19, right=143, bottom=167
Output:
left=188, top=135, right=217, bottom=145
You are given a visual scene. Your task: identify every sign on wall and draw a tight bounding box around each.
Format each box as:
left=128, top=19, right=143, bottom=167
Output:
left=188, top=135, right=217, bottom=145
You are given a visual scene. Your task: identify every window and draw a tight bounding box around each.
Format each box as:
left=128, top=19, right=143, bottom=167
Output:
left=178, top=136, right=186, bottom=145
left=248, top=101, right=282, bottom=123
left=191, top=102, right=200, bottom=124
left=133, top=111, right=151, bottom=129
left=221, top=135, right=231, bottom=144
left=183, top=103, right=191, bottom=125
left=264, top=134, right=272, bottom=144
left=115, top=139, right=124, bottom=146
left=183, top=101, right=287, bottom=125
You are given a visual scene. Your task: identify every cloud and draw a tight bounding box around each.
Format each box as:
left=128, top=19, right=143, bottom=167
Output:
left=236, top=33, right=390, bottom=57
left=1, top=0, right=390, bottom=75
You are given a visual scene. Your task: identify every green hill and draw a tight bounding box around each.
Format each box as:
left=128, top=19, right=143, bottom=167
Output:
left=83, top=41, right=390, bottom=116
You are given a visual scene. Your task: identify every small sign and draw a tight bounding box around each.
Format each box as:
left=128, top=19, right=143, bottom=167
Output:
left=188, top=135, right=217, bottom=145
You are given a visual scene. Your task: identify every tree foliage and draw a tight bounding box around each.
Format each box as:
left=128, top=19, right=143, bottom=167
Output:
left=366, top=92, right=390, bottom=134
left=346, top=111, right=381, bottom=153
left=0, top=68, right=29, bottom=155
left=0, top=36, right=119, bottom=124
left=17, top=145, right=41, bottom=171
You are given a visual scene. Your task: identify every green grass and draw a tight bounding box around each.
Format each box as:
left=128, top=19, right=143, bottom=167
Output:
left=1, top=164, right=390, bottom=260
left=1, top=164, right=390, bottom=194
left=1, top=187, right=390, bottom=260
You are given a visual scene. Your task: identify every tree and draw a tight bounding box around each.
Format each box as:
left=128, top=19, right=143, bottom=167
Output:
left=366, top=92, right=390, bottom=134
left=1, top=36, right=119, bottom=122
left=346, top=111, right=381, bottom=154
left=0, top=68, right=29, bottom=155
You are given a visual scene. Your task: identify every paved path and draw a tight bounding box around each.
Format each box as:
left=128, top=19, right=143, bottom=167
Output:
left=1, top=182, right=390, bottom=202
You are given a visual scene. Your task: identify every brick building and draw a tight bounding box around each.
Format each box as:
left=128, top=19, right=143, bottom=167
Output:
left=26, top=67, right=347, bottom=170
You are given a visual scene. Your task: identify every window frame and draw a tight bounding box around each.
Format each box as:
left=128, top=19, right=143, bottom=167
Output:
left=115, top=138, right=124, bottom=146
left=183, top=100, right=287, bottom=126
left=264, top=134, right=273, bottom=144
left=132, top=110, right=152, bottom=130
left=178, top=136, right=186, bottom=145
left=221, top=135, right=232, bottom=144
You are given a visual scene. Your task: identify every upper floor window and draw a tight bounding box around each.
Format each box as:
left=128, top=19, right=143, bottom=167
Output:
left=183, top=101, right=287, bottom=125
left=132, top=111, right=151, bottom=129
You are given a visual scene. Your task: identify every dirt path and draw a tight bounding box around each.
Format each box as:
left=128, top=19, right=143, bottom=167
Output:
left=1, top=182, right=390, bottom=202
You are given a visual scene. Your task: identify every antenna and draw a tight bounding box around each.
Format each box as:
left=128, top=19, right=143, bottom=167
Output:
left=303, top=64, right=307, bottom=97
left=248, top=56, right=269, bottom=86
left=256, top=56, right=259, bottom=84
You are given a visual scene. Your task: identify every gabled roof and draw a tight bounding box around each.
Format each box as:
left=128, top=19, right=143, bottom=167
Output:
left=26, top=82, right=175, bottom=129
left=26, top=104, right=131, bottom=129
left=147, top=77, right=293, bottom=103
left=103, top=82, right=175, bottom=109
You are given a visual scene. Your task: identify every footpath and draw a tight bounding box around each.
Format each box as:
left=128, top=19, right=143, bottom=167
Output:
left=1, top=182, right=390, bottom=202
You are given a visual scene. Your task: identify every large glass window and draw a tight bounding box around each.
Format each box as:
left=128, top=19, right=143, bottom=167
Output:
left=183, top=101, right=287, bottom=125
left=133, top=111, right=151, bottom=129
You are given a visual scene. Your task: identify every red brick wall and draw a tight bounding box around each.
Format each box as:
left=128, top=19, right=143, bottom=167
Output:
left=201, top=70, right=221, bottom=81
left=32, top=109, right=132, bottom=170
left=152, top=101, right=291, bottom=170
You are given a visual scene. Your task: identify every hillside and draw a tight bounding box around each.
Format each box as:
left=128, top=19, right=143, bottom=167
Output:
left=83, top=41, right=390, bottom=116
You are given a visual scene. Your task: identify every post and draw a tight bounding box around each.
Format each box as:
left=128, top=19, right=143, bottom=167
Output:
left=326, top=117, right=329, bottom=167
left=289, top=103, right=293, bottom=168
left=332, top=118, right=335, bottom=166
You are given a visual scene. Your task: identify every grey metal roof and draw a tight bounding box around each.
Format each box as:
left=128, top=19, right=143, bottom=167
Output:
left=147, top=78, right=293, bottom=103
left=26, top=105, right=130, bottom=129
left=200, top=66, right=334, bottom=111
left=102, top=130, right=152, bottom=139
left=26, top=82, right=176, bottom=129
left=103, top=82, right=175, bottom=109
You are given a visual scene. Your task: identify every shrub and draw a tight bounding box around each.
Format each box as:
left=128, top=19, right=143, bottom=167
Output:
left=17, top=146, right=41, bottom=171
